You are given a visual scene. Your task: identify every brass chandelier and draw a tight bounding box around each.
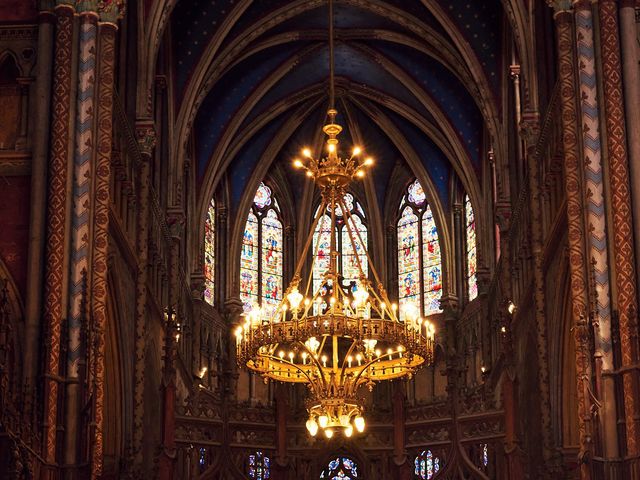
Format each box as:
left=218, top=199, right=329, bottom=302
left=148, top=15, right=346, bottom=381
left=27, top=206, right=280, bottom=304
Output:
left=235, top=0, right=435, bottom=438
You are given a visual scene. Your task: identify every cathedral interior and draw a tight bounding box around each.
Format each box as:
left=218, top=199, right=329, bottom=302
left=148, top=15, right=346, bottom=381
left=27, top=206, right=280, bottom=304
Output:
left=1, top=0, right=640, bottom=479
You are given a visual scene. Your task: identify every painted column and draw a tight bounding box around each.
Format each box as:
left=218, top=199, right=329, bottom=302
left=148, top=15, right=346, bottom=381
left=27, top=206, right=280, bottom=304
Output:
left=573, top=0, right=619, bottom=461
left=24, top=5, right=55, bottom=423
left=619, top=0, right=640, bottom=298
left=392, top=387, right=410, bottom=480
left=65, top=7, right=99, bottom=474
left=547, top=1, right=594, bottom=477
left=274, top=385, right=288, bottom=477
left=598, top=0, right=640, bottom=465
left=90, top=7, right=120, bottom=477
left=521, top=110, right=554, bottom=474
left=41, top=2, right=75, bottom=474
left=131, top=121, right=156, bottom=477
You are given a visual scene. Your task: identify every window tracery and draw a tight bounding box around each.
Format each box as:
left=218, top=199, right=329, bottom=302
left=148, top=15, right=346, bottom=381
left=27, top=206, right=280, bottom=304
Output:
left=203, top=198, right=215, bottom=306
left=240, top=183, right=283, bottom=320
left=397, top=179, right=442, bottom=319
left=312, top=193, right=367, bottom=312
left=320, top=456, right=359, bottom=479
left=414, top=450, right=440, bottom=479
left=248, top=451, right=270, bottom=479
left=464, top=194, right=478, bottom=301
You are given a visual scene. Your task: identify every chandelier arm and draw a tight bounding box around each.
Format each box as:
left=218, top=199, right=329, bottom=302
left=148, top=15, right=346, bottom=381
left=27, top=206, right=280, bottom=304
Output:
left=292, top=197, right=329, bottom=292
left=338, top=340, right=359, bottom=383
left=338, top=194, right=396, bottom=319
left=260, top=354, right=315, bottom=384
left=349, top=348, right=410, bottom=386
left=304, top=208, right=329, bottom=299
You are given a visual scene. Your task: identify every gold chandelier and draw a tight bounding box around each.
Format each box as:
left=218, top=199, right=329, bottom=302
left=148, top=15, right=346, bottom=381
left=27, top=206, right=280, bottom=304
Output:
left=235, top=0, right=435, bottom=439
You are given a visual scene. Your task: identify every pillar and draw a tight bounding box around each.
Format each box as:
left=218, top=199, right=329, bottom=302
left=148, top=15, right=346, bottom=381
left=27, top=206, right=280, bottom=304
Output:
left=131, top=121, right=156, bottom=477
left=619, top=0, right=640, bottom=297
left=598, top=0, right=640, bottom=468
left=547, top=1, right=594, bottom=477
left=41, top=2, right=76, bottom=475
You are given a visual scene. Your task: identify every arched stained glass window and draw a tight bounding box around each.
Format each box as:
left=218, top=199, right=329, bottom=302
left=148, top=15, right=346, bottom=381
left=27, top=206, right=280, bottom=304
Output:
left=204, top=198, right=215, bottom=306
left=248, top=451, right=270, bottom=479
left=320, top=456, right=359, bottom=479
left=312, top=193, right=367, bottom=311
left=414, top=450, right=441, bottom=479
left=397, top=180, right=442, bottom=319
left=464, top=194, right=478, bottom=301
left=240, top=183, right=283, bottom=320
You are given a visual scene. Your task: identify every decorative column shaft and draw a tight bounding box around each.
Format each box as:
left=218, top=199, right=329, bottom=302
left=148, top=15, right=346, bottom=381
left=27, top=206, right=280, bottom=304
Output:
left=619, top=0, right=640, bottom=296
left=131, top=121, right=156, bottom=476
left=520, top=111, right=555, bottom=470
left=548, top=2, right=594, bottom=476
left=41, top=3, right=75, bottom=470
left=598, top=0, right=640, bottom=460
left=575, top=0, right=620, bottom=462
left=90, top=17, right=119, bottom=479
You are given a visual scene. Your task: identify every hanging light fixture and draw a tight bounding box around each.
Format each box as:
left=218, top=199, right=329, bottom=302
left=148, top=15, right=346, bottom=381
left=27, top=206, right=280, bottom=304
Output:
left=235, top=0, right=435, bottom=438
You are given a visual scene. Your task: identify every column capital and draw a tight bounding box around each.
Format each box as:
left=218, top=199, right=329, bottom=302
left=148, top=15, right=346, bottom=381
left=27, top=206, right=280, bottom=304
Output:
left=520, top=111, right=541, bottom=148
left=97, top=0, right=126, bottom=24
left=135, top=121, right=156, bottom=158
left=547, top=0, right=573, bottom=14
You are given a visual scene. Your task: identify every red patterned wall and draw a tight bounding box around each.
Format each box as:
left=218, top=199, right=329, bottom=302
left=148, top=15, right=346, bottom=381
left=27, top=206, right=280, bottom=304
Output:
left=0, top=175, right=30, bottom=297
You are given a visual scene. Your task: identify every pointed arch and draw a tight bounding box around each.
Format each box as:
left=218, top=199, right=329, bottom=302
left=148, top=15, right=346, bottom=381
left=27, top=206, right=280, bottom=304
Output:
left=240, top=182, right=284, bottom=319
left=464, top=194, right=478, bottom=301
left=397, top=179, right=443, bottom=319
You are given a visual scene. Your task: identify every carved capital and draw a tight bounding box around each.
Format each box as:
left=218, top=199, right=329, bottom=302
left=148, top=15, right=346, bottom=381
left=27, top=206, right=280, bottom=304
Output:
left=166, top=209, right=185, bottom=240
left=135, top=122, right=157, bottom=158
left=547, top=0, right=573, bottom=14
left=519, top=111, right=541, bottom=148
left=97, top=0, right=126, bottom=24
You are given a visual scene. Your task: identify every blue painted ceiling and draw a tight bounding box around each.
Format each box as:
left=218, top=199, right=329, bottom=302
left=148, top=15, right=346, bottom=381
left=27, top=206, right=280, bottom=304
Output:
left=170, top=0, right=504, bottom=214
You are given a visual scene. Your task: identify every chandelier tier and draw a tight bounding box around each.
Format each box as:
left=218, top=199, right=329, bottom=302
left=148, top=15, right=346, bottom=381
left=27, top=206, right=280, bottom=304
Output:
left=235, top=0, right=435, bottom=439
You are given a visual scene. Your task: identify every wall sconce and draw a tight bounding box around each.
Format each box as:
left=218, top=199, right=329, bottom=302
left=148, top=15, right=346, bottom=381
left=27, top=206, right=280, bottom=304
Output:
left=507, top=301, right=517, bottom=315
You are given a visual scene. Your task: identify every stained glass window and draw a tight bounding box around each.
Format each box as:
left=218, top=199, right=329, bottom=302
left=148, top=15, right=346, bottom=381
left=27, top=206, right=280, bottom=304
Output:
left=397, top=180, right=442, bottom=318
left=465, top=194, right=478, bottom=301
left=248, top=451, right=270, bottom=479
left=204, top=198, right=215, bottom=306
left=414, top=450, right=441, bottom=479
left=320, top=456, right=358, bottom=479
left=240, top=183, right=284, bottom=317
left=312, top=194, right=367, bottom=308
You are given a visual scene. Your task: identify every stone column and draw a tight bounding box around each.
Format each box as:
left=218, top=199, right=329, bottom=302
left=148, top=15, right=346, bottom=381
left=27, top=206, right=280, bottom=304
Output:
left=64, top=9, right=99, bottom=475
left=90, top=8, right=121, bottom=476
left=547, top=2, right=594, bottom=478
left=274, top=384, right=288, bottom=475
left=224, top=297, right=244, bottom=398
left=391, top=386, right=408, bottom=476
left=15, top=76, right=31, bottom=151
left=23, top=5, right=54, bottom=425
left=619, top=0, right=640, bottom=297
left=573, top=0, right=619, bottom=462
left=41, top=2, right=75, bottom=474
left=452, top=203, right=465, bottom=302
left=599, top=0, right=640, bottom=465
left=131, top=121, right=156, bottom=477
left=521, top=111, right=556, bottom=471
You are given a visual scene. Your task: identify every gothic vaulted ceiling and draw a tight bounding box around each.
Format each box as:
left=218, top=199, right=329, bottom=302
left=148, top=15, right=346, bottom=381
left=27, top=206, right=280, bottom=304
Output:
left=165, top=0, right=506, bottom=217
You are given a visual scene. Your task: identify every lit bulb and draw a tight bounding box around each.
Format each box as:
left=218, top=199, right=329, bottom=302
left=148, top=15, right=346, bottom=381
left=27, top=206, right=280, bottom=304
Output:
left=325, top=428, right=334, bottom=439
left=306, top=418, right=319, bottom=436
left=354, top=416, right=365, bottom=432
left=339, top=415, right=350, bottom=427
left=501, top=326, right=507, bottom=333
left=353, top=146, right=362, bottom=155
left=235, top=326, right=243, bottom=338
left=328, top=143, right=336, bottom=153
left=302, top=148, right=311, bottom=157
left=199, top=366, right=208, bottom=378
left=278, top=351, right=285, bottom=359
left=344, top=425, right=354, bottom=437
left=306, top=170, right=313, bottom=177
left=288, top=351, right=294, bottom=362
left=318, top=415, right=329, bottom=429
left=375, top=349, right=381, bottom=358
left=356, top=170, right=365, bottom=178
left=293, top=159, right=303, bottom=168
left=507, top=301, right=516, bottom=315
left=364, top=157, right=374, bottom=166
left=287, top=287, right=303, bottom=310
